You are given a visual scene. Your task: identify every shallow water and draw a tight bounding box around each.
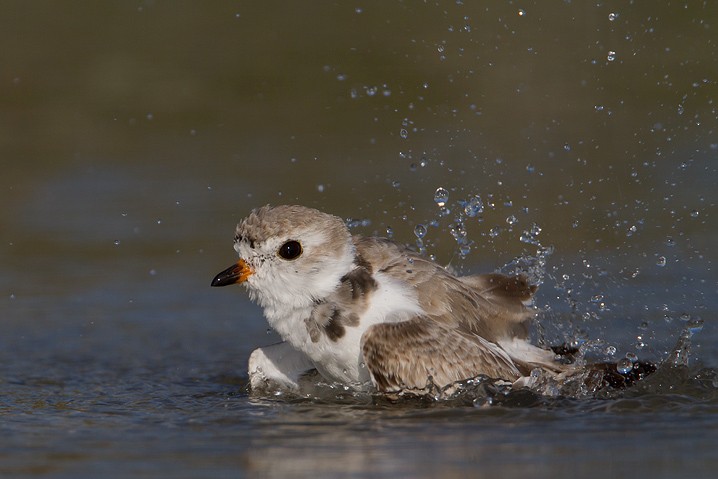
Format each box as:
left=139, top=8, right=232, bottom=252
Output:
left=2, top=2, right=717, bottom=478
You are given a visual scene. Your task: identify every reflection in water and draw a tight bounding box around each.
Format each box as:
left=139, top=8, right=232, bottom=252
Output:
left=240, top=368, right=718, bottom=478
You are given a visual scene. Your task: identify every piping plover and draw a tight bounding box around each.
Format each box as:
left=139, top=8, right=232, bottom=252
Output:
left=211, top=205, right=578, bottom=395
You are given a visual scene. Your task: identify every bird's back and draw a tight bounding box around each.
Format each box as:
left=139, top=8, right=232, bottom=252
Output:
left=354, top=236, right=565, bottom=391
left=353, top=236, right=535, bottom=343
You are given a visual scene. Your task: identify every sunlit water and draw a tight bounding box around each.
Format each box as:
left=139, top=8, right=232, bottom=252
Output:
left=2, top=2, right=716, bottom=478
left=2, top=181, right=716, bottom=477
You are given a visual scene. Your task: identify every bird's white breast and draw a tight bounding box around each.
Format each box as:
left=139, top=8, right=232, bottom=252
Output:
left=304, top=271, right=425, bottom=387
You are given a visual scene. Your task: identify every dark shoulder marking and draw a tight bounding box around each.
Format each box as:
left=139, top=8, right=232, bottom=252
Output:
left=340, top=266, right=378, bottom=300
left=324, top=309, right=346, bottom=341
left=354, top=252, right=373, bottom=274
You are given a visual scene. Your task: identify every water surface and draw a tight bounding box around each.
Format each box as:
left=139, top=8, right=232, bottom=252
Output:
left=1, top=2, right=716, bottom=478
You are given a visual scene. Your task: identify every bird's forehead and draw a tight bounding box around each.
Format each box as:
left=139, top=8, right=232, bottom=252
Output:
left=234, top=218, right=307, bottom=246
left=234, top=205, right=344, bottom=245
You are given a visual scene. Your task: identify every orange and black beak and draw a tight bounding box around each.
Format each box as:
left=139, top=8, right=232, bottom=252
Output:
left=211, top=259, right=253, bottom=287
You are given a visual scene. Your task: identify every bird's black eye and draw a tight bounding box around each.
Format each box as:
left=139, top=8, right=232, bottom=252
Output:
left=278, top=240, right=302, bottom=260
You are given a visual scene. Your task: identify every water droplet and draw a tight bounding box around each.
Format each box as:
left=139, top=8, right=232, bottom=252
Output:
left=607, top=51, right=616, bottom=62
left=489, top=227, right=501, bottom=238
left=400, top=129, right=409, bottom=139
left=449, top=222, right=467, bottom=241
left=605, top=345, right=617, bottom=356
left=690, top=210, right=699, bottom=218
left=686, top=318, right=704, bottom=335
left=317, top=184, right=325, bottom=193
left=386, top=226, right=394, bottom=238
left=656, top=256, right=667, bottom=267
left=391, top=180, right=401, bottom=188
left=608, top=12, right=618, bottom=21
left=434, top=187, right=449, bottom=207
left=518, top=8, right=526, bottom=16
left=346, top=218, right=371, bottom=229
left=519, top=233, right=534, bottom=245
left=616, top=358, right=633, bottom=374
left=414, top=224, right=427, bottom=239
left=464, top=195, right=484, bottom=217
left=114, top=240, right=121, bottom=246
left=526, top=164, right=535, bottom=173
left=505, top=215, right=518, bottom=226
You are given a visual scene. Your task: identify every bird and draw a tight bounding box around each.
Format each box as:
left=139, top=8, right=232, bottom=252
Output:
left=211, top=205, right=657, bottom=397
left=210, top=204, right=589, bottom=396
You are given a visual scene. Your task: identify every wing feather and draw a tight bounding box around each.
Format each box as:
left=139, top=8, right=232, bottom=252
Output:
left=352, top=236, right=564, bottom=392
left=353, top=236, right=537, bottom=342
left=361, top=317, right=521, bottom=393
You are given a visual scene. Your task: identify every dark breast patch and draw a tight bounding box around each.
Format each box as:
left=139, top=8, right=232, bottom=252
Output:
left=303, top=261, right=377, bottom=342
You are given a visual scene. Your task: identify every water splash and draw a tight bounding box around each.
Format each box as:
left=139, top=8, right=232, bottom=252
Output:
left=666, top=317, right=704, bottom=368
left=414, top=224, right=428, bottom=254
left=345, top=217, right=371, bottom=229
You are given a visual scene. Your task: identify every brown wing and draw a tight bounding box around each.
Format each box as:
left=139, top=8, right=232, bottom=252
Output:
left=360, top=317, right=522, bottom=393
left=455, top=273, right=537, bottom=340
left=353, top=236, right=537, bottom=343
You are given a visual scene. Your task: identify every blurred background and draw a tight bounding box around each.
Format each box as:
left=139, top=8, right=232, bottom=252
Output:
left=0, top=1, right=716, bottom=476
left=2, top=1, right=714, bottom=359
